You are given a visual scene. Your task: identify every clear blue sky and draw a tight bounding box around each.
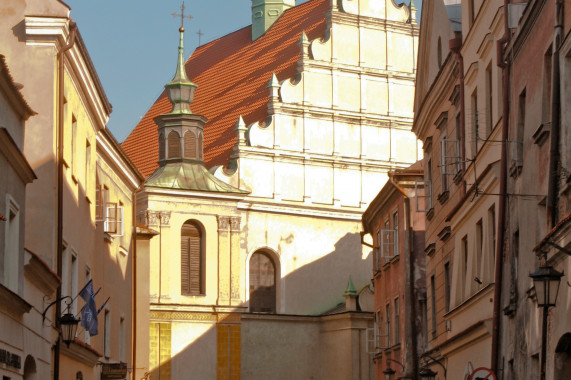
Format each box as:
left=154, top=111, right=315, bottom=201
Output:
left=65, top=0, right=420, bottom=142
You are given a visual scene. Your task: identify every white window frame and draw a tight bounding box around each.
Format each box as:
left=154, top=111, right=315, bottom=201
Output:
left=415, top=180, right=432, bottom=212
left=440, top=139, right=462, bottom=176
left=104, top=202, right=124, bottom=236
left=381, top=229, right=397, bottom=259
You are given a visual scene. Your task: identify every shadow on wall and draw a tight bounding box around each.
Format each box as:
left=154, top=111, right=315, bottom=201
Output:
left=148, top=232, right=374, bottom=380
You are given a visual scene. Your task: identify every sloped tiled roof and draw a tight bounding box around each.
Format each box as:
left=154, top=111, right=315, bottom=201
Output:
left=122, top=0, right=329, bottom=178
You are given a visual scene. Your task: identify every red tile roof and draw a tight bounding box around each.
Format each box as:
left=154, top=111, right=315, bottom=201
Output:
left=122, top=0, right=329, bottom=177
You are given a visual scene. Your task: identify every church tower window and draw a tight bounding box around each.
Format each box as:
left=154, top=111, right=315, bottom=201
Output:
left=249, top=251, right=276, bottom=313
left=168, top=131, right=181, bottom=159
left=158, top=133, right=165, bottom=161
left=184, top=131, right=197, bottom=159
left=181, top=221, right=204, bottom=295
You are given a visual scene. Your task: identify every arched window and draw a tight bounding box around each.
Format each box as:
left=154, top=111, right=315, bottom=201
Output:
left=158, top=133, right=165, bottom=161
left=23, top=356, right=37, bottom=380
left=181, top=221, right=204, bottom=295
left=249, top=251, right=276, bottom=313
left=198, top=133, right=203, bottom=160
left=437, top=37, right=442, bottom=68
left=184, top=131, right=197, bottom=159
left=167, top=131, right=181, bottom=159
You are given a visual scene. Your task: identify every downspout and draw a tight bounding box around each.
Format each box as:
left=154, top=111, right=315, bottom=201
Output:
left=491, top=0, right=510, bottom=373
left=546, top=0, right=563, bottom=228
left=404, top=196, right=419, bottom=380
left=55, top=21, right=76, bottom=380
left=131, top=188, right=140, bottom=380
left=449, top=37, right=467, bottom=196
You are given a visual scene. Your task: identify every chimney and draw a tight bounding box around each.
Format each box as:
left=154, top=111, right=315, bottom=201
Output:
left=251, top=0, right=295, bottom=41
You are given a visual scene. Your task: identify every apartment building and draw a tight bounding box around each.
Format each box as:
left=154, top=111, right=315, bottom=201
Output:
left=1, top=1, right=143, bottom=379
left=413, top=0, right=504, bottom=378
left=362, top=164, right=426, bottom=380
left=499, top=1, right=571, bottom=379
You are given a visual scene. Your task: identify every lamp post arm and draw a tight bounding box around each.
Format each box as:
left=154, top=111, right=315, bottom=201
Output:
left=423, top=354, right=447, bottom=377
left=386, top=358, right=405, bottom=371
left=42, top=295, right=73, bottom=324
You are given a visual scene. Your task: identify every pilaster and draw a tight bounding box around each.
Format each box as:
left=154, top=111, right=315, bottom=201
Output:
left=229, top=217, right=242, bottom=305
left=217, top=216, right=231, bottom=305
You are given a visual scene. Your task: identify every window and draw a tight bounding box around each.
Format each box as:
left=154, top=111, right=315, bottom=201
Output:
left=71, top=115, right=77, bottom=176
left=374, top=229, right=381, bottom=272
left=444, top=262, right=451, bottom=312
left=386, top=303, right=391, bottom=347
left=471, top=89, right=479, bottom=156
left=167, top=131, right=181, bottom=159
left=85, top=140, right=91, bottom=192
left=392, top=212, right=399, bottom=257
left=542, top=48, right=552, bottom=122
left=486, top=64, right=493, bottom=136
left=181, top=221, right=204, bottom=295
left=431, top=275, right=437, bottom=338
left=184, top=131, right=197, bottom=159
left=381, top=219, right=396, bottom=260
left=119, top=316, right=125, bottom=362
left=437, top=37, right=442, bottom=68
left=511, top=89, right=526, bottom=175
left=462, top=235, right=468, bottom=299
left=476, top=219, right=483, bottom=286
left=70, top=252, right=78, bottom=314
left=249, top=251, right=276, bottom=313
left=488, top=205, right=496, bottom=263
left=158, top=133, right=165, bottom=161
left=104, top=309, right=111, bottom=358
left=468, top=0, right=476, bottom=25
left=394, top=298, right=400, bottom=345
left=104, top=201, right=124, bottom=236
left=95, top=181, right=108, bottom=221
left=4, top=197, right=20, bottom=293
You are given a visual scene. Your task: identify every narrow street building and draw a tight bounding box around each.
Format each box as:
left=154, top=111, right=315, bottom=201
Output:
left=362, top=163, right=426, bottom=379
left=499, top=1, right=571, bottom=379
left=413, top=0, right=504, bottom=377
left=1, top=1, right=143, bottom=379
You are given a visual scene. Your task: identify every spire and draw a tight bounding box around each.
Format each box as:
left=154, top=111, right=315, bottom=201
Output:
left=344, top=276, right=357, bottom=296
left=409, top=0, right=417, bottom=23
left=164, top=22, right=198, bottom=114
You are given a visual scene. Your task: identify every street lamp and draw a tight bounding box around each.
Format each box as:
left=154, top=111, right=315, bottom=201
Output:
left=419, top=367, right=438, bottom=380
left=59, top=312, right=80, bottom=347
left=383, top=367, right=396, bottom=380
left=530, top=265, right=563, bottom=380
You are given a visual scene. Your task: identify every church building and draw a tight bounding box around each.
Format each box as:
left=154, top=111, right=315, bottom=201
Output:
left=123, top=0, right=420, bottom=378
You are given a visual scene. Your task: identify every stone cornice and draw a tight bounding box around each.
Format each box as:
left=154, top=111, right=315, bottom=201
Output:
left=0, top=284, right=32, bottom=317
left=24, top=248, right=60, bottom=296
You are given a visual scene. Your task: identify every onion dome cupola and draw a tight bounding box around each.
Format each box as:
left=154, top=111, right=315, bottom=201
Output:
left=147, top=25, right=248, bottom=195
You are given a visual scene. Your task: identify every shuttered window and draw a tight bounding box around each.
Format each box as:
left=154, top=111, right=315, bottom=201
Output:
left=158, top=133, right=165, bottom=161
left=249, top=252, right=276, bottom=313
left=181, top=221, right=203, bottom=295
left=184, top=131, right=197, bottom=159
left=168, top=131, right=181, bottom=159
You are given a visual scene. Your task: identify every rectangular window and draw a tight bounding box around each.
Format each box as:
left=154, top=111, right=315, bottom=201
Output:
left=70, top=252, right=78, bottom=314
left=488, top=205, right=496, bottom=263
left=392, top=212, right=398, bottom=257
left=486, top=63, right=493, bottom=136
left=431, top=275, right=437, bottom=338
left=427, top=158, right=433, bottom=207
left=462, top=235, right=468, bottom=300
left=543, top=48, right=552, bottom=122
left=469, top=0, right=476, bottom=25
left=471, top=89, right=479, bottom=156
left=386, top=303, right=391, bottom=347
left=85, top=140, right=91, bottom=194
left=512, top=89, right=526, bottom=173
left=444, top=262, right=451, bottom=312
left=440, top=127, right=449, bottom=192
left=96, top=185, right=109, bottom=222
left=374, top=229, right=381, bottom=272
left=394, top=297, right=400, bottom=345
left=119, top=316, right=125, bottom=362
left=4, top=198, right=20, bottom=293
left=476, top=219, right=483, bottom=285
left=104, top=201, right=124, bottom=236
left=71, top=115, right=77, bottom=177
left=104, top=309, right=111, bottom=358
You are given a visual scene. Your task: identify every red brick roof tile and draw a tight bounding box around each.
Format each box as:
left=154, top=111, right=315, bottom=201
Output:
left=122, top=0, right=328, bottom=177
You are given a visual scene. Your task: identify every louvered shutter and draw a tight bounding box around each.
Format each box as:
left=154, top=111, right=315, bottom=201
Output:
left=181, top=222, right=203, bottom=295
left=184, top=131, right=197, bottom=159
left=249, top=252, right=276, bottom=313
left=168, top=131, right=181, bottom=159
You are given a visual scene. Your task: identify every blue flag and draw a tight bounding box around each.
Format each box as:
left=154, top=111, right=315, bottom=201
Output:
left=79, top=280, right=98, bottom=336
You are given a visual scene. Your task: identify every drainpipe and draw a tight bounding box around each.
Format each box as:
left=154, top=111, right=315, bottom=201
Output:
left=491, top=0, right=510, bottom=373
left=449, top=37, right=467, bottom=196
left=404, top=196, right=419, bottom=380
left=546, top=0, right=563, bottom=228
left=55, top=21, right=76, bottom=380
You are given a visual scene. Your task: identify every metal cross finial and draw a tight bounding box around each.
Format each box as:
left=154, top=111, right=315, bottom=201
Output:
left=172, top=1, right=193, bottom=31
left=197, top=29, right=204, bottom=46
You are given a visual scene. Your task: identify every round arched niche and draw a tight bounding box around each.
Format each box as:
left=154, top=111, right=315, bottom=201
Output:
left=23, top=355, right=37, bottom=380
left=555, top=333, right=571, bottom=379
left=248, top=250, right=278, bottom=313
